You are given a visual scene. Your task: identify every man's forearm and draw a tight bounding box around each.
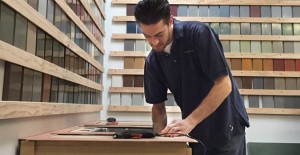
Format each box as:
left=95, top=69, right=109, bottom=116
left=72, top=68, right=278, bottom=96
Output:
left=152, top=102, right=167, bottom=133
left=186, top=75, right=232, bottom=127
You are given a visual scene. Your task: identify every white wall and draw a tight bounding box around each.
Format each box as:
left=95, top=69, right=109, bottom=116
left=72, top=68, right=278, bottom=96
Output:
left=103, top=1, right=300, bottom=146
left=0, top=112, right=100, bottom=155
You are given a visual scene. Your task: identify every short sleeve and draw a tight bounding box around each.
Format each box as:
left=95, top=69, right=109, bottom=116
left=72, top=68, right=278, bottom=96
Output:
left=144, top=54, right=168, bottom=104
left=195, top=25, right=229, bottom=80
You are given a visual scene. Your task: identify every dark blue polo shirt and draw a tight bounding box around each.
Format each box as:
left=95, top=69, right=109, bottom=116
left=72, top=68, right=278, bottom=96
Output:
left=144, top=19, right=250, bottom=149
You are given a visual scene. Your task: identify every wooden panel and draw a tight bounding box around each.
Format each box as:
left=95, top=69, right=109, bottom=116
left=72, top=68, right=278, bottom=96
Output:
left=124, top=57, right=135, bottom=69
left=110, top=93, right=121, bottom=105
left=273, top=59, right=285, bottom=71
left=123, top=75, right=134, bottom=87
left=3, top=63, right=22, bottom=101
left=250, top=5, right=260, bottom=17
left=249, top=96, right=259, bottom=108
left=170, top=5, right=178, bottom=16
left=264, top=77, right=275, bottom=89
left=22, top=68, right=34, bottom=101
left=0, top=101, right=102, bottom=119
left=253, top=77, right=263, bottom=89
left=134, top=58, right=145, bottom=69
left=253, top=59, right=263, bottom=71
left=111, top=75, right=123, bottom=87
left=263, top=59, right=274, bottom=71
left=231, top=59, right=242, bottom=70
left=262, top=96, right=275, bottom=108
left=126, top=4, right=135, bottom=16
left=134, top=75, right=144, bottom=87
left=42, top=74, right=52, bottom=102
left=242, top=59, right=252, bottom=70
left=274, top=78, right=286, bottom=90
left=285, top=78, right=297, bottom=90
left=261, top=6, right=271, bottom=17
left=219, top=6, right=230, bottom=17
left=284, top=59, right=296, bottom=71
left=188, top=5, right=199, bottom=16
left=132, top=94, right=143, bottom=105
left=178, top=6, right=188, bottom=16
left=242, top=77, right=252, bottom=89
left=0, top=3, right=15, bottom=45
left=121, top=93, right=132, bottom=106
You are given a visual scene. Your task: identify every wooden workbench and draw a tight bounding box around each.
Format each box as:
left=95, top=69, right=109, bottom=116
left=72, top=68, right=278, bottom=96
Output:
left=19, top=122, right=196, bottom=155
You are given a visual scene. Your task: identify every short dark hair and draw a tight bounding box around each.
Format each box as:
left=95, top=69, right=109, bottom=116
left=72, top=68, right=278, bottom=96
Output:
left=134, top=0, right=170, bottom=25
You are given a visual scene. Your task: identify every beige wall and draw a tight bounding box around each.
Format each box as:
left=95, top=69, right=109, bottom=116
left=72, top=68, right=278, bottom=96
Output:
left=0, top=112, right=100, bottom=155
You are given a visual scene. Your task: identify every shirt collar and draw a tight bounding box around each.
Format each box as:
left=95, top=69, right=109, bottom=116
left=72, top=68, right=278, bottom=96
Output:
left=173, top=18, right=184, bottom=40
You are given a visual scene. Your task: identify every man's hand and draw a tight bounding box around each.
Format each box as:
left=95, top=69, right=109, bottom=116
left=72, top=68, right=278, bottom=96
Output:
left=160, top=118, right=196, bottom=137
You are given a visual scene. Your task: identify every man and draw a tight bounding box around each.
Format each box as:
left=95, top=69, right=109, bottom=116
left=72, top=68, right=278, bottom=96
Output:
left=134, top=0, right=250, bottom=154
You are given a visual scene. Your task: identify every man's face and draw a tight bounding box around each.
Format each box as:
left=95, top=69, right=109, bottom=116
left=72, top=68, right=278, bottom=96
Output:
left=138, top=18, right=173, bottom=52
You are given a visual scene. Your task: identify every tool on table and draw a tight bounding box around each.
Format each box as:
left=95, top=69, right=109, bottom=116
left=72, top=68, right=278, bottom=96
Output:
left=106, top=117, right=118, bottom=125
left=113, top=129, right=156, bottom=139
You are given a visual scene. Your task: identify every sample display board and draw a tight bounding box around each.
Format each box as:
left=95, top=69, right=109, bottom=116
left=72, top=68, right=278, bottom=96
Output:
left=109, top=0, right=300, bottom=115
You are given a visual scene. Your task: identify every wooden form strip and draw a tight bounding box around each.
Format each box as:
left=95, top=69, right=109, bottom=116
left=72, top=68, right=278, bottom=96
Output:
left=108, top=105, right=181, bottom=113
left=0, top=101, right=102, bottom=119
left=112, top=33, right=300, bottom=41
left=55, top=0, right=105, bottom=53
left=246, top=108, right=300, bottom=115
left=109, top=69, right=300, bottom=78
left=94, top=0, right=106, bottom=19
left=109, top=87, right=300, bottom=96
left=231, top=71, right=300, bottom=78
left=109, top=87, right=144, bottom=93
left=239, top=89, right=300, bottom=96
left=113, top=16, right=300, bottom=24
left=110, top=51, right=300, bottom=59
left=0, top=41, right=103, bottom=91
left=2, top=0, right=104, bottom=72
left=79, top=0, right=105, bottom=36
left=220, top=35, right=300, bottom=41
left=110, top=51, right=150, bottom=57
left=112, top=0, right=300, bottom=5
left=108, top=105, right=300, bottom=115
left=225, top=53, right=300, bottom=59
left=109, top=69, right=144, bottom=75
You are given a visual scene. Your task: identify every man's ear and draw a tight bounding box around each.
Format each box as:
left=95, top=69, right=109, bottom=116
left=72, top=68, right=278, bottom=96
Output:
left=169, top=15, right=173, bottom=25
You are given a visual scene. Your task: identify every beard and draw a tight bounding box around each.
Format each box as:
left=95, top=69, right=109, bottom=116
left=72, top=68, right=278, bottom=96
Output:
left=152, top=27, right=173, bottom=52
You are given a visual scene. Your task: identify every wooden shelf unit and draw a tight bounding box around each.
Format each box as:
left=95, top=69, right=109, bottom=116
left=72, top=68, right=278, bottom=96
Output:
left=0, top=0, right=106, bottom=119
left=108, top=0, right=300, bottom=116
